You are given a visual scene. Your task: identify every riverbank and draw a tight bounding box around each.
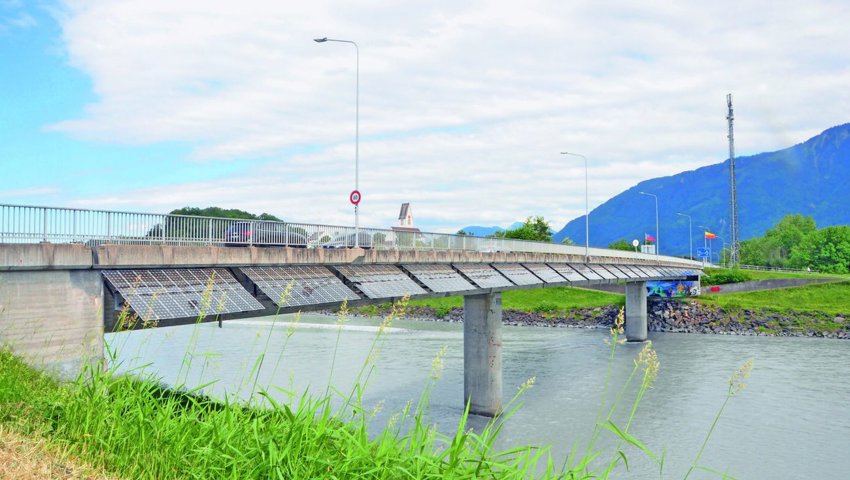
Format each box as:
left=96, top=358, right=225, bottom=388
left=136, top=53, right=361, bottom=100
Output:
left=350, top=298, right=850, bottom=339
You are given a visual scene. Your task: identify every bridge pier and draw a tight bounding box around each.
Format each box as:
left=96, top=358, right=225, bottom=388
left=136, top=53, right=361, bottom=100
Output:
left=463, top=292, right=503, bottom=417
left=624, top=281, right=648, bottom=342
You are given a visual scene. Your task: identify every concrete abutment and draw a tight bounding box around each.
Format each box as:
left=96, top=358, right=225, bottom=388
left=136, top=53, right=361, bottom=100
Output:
left=624, top=281, right=648, bottom=342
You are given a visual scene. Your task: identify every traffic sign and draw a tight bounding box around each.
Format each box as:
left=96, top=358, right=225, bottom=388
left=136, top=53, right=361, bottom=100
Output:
left=697, top=247, right=710, bottom=259
left=349, top=190, right=361, bottom=205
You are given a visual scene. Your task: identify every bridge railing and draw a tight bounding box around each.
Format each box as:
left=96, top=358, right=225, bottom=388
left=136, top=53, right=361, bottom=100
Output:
left=0, top=203, right=698, bottom=265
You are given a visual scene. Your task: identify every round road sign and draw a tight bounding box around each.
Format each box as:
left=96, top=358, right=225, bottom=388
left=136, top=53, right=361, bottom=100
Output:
left=349, top=190, right=361, bottom=205
left=632, top=239, right=640, bottom=247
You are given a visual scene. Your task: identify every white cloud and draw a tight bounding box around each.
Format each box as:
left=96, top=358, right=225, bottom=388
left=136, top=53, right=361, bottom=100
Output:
left=49, top=0, right=850, bottom=231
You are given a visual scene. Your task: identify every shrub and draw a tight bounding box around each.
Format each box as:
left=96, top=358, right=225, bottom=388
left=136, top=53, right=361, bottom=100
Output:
left=702, top=269, right=752, bottom=286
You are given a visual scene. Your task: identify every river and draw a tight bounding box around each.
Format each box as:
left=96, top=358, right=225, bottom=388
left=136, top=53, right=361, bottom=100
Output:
left=107, top=313, right=850, bottom=479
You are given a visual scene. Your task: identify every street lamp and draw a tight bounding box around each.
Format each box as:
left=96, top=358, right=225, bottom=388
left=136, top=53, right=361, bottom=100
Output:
left=639, top=191, right=659, bottom=255
left=314, top=36, right=361, bottom=247
left=676, top=212, right=693, bottom=260
left=561, top=152, right=589, bottom=261
left=716, top=236, right=727, bottom=266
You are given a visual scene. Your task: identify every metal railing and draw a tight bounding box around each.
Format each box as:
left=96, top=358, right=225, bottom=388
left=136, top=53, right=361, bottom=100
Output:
left=0, top=203, right=701, bottom=265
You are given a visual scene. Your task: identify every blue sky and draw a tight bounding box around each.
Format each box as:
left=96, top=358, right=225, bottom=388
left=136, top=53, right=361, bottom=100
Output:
left=2, top=0, right=849, bottom=232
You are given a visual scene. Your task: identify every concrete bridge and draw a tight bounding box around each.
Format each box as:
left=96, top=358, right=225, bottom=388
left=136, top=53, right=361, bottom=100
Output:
left=0, top=204, right=702, bottom=416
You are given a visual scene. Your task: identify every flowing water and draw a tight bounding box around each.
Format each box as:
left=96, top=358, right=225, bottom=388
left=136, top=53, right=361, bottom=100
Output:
left=107, top=313, right=850, bottom=479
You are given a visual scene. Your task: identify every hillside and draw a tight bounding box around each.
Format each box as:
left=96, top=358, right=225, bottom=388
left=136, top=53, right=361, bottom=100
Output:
left=552, top=123, right=850, bottom=256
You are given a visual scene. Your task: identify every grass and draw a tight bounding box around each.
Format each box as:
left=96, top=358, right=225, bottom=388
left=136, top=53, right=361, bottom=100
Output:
left=697, top=280, right=850, bottom=317
left=409, top=287, right=625, bottom=314
left=0, top=285, right=748, bottom=479
left=704, top=267, right=849, bottom=282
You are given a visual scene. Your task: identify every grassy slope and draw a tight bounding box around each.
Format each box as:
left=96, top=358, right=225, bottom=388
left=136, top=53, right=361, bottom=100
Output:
left=704, top=267, right=850, bottom=281
left=409, top=286, right=624, bottom=312
left=697, top=280, right=850, bottom=316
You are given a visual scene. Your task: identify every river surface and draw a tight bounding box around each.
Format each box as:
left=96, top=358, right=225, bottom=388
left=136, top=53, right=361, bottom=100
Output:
left=107, top=314, right=850, bottom=479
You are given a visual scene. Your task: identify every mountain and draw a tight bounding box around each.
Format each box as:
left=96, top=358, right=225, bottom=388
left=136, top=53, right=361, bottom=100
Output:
left=459, top=222, right=524, bottom=237
left=552, top=123, right=850, bottom=256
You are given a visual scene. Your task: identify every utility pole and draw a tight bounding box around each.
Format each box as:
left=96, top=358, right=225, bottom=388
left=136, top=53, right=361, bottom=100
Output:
left=727, top=94, right=740, bottom=265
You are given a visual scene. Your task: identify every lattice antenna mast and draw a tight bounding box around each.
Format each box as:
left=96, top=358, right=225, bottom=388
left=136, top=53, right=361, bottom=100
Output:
left=727, top=93, right=740, bottom=265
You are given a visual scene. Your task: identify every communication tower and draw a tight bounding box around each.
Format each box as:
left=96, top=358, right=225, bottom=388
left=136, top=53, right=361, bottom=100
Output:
left=727, top=94, right=740, bottom=265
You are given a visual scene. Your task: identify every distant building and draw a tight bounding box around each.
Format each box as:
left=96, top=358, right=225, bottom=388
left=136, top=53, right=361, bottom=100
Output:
left=391, top=202, right=421, bottom=233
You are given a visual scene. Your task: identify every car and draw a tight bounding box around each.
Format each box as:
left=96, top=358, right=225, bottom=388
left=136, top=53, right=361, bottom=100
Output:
left=321, top=231, right=374, bottom=249
left=224, top=221, right=307, bottom=247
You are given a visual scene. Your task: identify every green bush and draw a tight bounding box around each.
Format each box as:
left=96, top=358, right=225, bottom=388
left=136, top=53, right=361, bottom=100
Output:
left=702, top=269, right=752, bottom=286
left=434, top=305, right=452, bottom=318
left=532, top=302, right=560, bottom=313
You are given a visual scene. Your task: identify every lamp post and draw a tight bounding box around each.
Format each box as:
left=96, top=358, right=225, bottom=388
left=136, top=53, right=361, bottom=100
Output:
left=314, top=36, right=361, bottom=247
left=639, top=191, right=659, bottom=255
left=716, top=236, right=727, bottom=266
left=676, top=212, right=693, bottom=260
left=560, top=152, right=589, bottom=261
left=700, top=225, right=712, bottom=265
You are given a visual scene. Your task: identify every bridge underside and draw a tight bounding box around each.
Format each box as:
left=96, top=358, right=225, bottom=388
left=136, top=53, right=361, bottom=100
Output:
left=101, top=262, right=699, bottom=331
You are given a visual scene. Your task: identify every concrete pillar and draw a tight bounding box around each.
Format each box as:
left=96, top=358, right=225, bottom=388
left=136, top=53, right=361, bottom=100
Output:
left=624, top=281, right=648, bottom=342
left=0, top=270, right=104, bottom=377
left=463, top=292, right=503, bottom=417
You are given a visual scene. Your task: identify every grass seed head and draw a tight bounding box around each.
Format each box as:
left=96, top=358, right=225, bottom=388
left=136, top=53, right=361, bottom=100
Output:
left=729, top=358, right=753, bottom=395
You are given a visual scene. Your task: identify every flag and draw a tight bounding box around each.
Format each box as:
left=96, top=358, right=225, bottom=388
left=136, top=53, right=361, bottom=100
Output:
left=704, top=231, right=717, bottom=239
left=644, top=233, right=656, bottom=242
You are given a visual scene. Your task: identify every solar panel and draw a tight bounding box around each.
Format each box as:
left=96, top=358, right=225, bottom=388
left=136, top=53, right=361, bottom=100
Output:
left=601, top=264, right=632, bottom=279
left=629, top=265, right=656, bottom=277
left=523, top=263, right=567, bottom=283
left=548, top=263, right=588, bottom=282
left=618, top=265, right=649, bottom=278
left=403, top=264, right=475, bottom=293
left=335, top=264, right=426, bottom=299
left=492, top=264, right=542, bottom=286
left=241, top=266, right=360, bottom=307
left=569, top=263, right=604, bottom=280
left=103, top=268, right=264, bottom=321
left=454, top=263, right=513, bottom=288
left=587, top=264, right=617, bottom=280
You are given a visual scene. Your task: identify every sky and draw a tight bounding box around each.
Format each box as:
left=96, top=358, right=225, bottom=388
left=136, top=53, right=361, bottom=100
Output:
left=1, top=0, right=849, bottom=233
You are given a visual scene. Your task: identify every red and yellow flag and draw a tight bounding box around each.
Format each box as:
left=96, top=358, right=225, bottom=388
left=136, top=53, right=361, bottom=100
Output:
left=704, top=231, right=717, bottom=239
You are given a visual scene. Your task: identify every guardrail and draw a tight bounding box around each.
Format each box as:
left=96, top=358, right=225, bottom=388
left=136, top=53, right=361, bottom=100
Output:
left=0, top=203, right=701, bottom=265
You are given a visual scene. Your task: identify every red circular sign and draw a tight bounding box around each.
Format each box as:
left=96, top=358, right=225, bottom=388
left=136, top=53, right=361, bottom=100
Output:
left=349, top=190, right=361, bottom=205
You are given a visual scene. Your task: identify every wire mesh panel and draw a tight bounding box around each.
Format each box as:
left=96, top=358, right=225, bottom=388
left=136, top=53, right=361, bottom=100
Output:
left=548, top=263, right=588, bottom=282
left=403, top=264, right=475, bottom=293
left=600, top=264, right=632, bottom=279
left=569, top=263, right=604, bottom=281
left=335, top=264, right=426, bottom=299
left=492, top=264, right=542, bottom=286
left=102, top=268, right=263, bottom=321
left=522, top=263, right=567, bottom=283
left=454, top=264, right=513, bottom=288
left=241, top=266, right=360, bottom=307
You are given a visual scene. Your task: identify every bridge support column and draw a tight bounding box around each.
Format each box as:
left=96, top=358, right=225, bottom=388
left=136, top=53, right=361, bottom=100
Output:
left=624, top=281, right=648, bottom=342
left=464, top=292, right=502, bottom=417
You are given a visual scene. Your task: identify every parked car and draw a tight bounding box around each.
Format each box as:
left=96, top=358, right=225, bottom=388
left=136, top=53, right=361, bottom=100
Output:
left=224, top=221, right=307, bottom=247
left=321, top=231, right=374, bottom=249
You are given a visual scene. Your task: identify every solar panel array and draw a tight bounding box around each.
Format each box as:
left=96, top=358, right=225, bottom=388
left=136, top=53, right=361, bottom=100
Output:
left=632, top=266, right=658, bottom=277
left=548, top=263, right=588, bottom=282
left=335, top=264, right=426, bottom=299
left=103, top=268, right=264, bottom=321
left=454, top=263, right=513, bottom=288
left=587, top=264, right=617, bottom=280
left=241, top=266, right=360, bottom=307
left=523, top=263, right=566, bottom=283
left=492, top=264, right=541, bottom=286
left=600, top=264, right=630, bottom=279
left=569, top=264, right=602, bottom=280
left=618, top=265, right=648, bottom=278
left=403, top=264, right=475, bottom=293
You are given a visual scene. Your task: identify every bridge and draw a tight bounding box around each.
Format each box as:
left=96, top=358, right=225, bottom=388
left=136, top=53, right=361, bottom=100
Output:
left=0, top=203, right=702, bottom=415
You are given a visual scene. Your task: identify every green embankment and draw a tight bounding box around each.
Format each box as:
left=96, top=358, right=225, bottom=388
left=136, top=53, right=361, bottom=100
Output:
left=408, top=287, right=625, bottom=315
left=696, top=281, right=850, bottom=317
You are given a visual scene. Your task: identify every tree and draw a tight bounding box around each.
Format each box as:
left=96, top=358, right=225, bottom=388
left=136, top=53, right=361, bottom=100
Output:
left=608, top=239, right=633, bottom=251
left=561, top=237, right=575, bottom=246
left=739, top=214, right=817, bottom=268
left=789, top=226, right=850, bottom=273
left=497, top=216, right=553, bottom=242
left=456, top=229, right=469, bottom=236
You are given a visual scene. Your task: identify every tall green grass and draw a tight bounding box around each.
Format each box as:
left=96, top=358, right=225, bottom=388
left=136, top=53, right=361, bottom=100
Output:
left=0, top=283, right=748, bottom=479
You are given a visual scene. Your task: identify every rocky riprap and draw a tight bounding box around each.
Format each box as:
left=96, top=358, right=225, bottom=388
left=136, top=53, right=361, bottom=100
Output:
left=347, top=300, right=850, bottom=340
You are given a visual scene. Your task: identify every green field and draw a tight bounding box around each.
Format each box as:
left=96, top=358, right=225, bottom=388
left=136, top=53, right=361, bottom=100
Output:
left=697, top=280, right=850, bottom=316
left=409, top=286, right=624, bottom=314
left=703, top=267, right=850, bottom=283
